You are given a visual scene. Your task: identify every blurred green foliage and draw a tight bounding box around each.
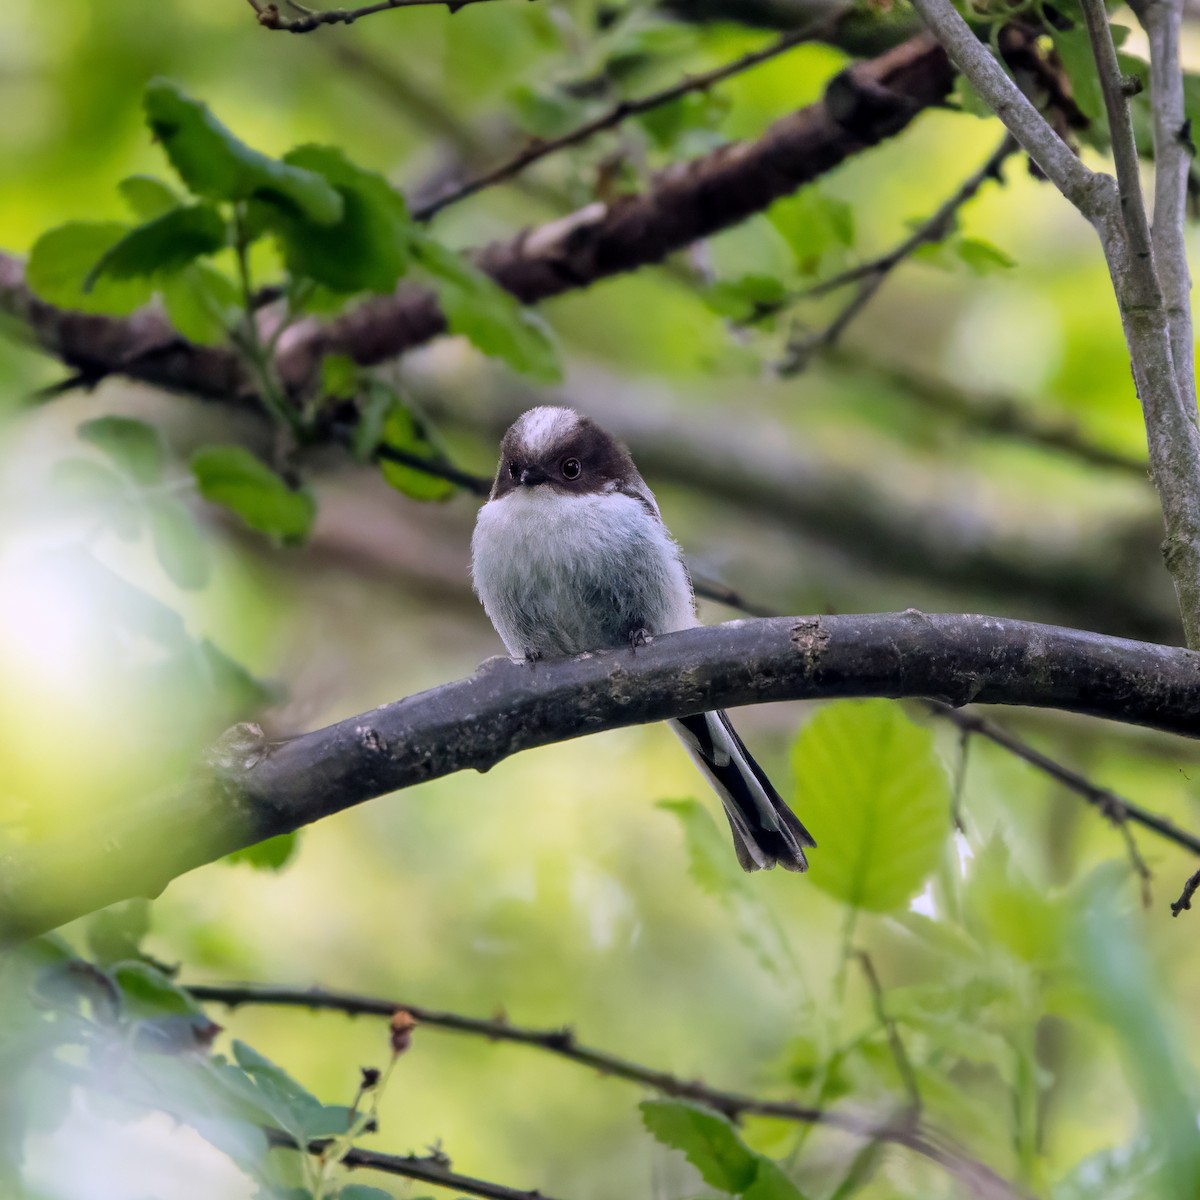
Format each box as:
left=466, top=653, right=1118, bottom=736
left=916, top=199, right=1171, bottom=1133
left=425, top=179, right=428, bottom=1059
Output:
left=4, top=1, right=1200, bottom=1199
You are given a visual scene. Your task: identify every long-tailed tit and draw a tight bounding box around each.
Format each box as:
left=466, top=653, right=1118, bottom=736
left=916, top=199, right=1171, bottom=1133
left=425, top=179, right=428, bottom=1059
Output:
left=471, top=406, right=814, bottom=872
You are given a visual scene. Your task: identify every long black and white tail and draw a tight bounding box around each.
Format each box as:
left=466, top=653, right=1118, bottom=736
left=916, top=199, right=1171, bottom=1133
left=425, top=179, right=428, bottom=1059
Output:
left=672, top=711, right=815, bottom=872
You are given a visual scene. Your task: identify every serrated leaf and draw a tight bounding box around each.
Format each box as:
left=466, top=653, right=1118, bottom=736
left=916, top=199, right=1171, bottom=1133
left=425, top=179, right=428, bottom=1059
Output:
left=191, top=446, right=314, bottom=545
left=162, top=262, right=239, bottom=345
left=415, top=235, right=561, bottom=382
left=271, top=145, right=412, bottom=294
left=640, top=1100, right=758, bottom=1193
left=78, top=416, right=165, bottom=485
left=85, top=204, right=226, bottom=291
left=86, top=899, right=151, bottom=966
left=143, top=79, right=342, bottom=224
left=377, top=391, right=457, bottom=501
left=225, top=832, right=298, bottom=871
left=27, top=222, right=155, bottom=315
left=119, top=174, right=183, bottom=220
left=148, top=497, right=212, bottom=590
left=791, top=700, right=949, bottom=912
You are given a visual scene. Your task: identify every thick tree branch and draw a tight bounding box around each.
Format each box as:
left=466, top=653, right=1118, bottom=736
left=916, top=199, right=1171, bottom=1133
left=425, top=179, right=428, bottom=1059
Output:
left=197, top=982, right=1025, bottom=1200
left=4, top=612, right=1200, bottom=941
left=247, top=0, right=511, bottom=33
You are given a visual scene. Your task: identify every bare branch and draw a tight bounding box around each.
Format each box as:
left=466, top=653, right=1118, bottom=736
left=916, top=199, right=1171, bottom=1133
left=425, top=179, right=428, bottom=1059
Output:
left=907, top=0, right=1102, bottom=211
left=4, top=612, right=1200, bottom=941
left=926, top=702, right=1200, bottom=858
left=851, top=952, right=921, bottom=1117
left=1078, top=0, right=1156, bottom=268
left=197, top=982, right=1027, bottom=1200
left=413, top=14, right=844, bottom=220
left=1170, top=865, right=1200, bottom=915
left=778, top=133, right=1017, bottom=370
left=1137, top=0, right=1196, bottom=408
left=248, top=0, right=513, bottom=34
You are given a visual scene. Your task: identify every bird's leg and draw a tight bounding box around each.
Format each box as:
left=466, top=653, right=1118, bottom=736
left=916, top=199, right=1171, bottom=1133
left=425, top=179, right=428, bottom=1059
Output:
left=629, top=627, right=651, bottom=652
left=524, top=649, right=543, bottom=663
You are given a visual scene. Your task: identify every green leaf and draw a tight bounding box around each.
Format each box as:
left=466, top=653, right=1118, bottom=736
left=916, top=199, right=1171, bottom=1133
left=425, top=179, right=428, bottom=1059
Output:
left=78, top=416, right=165, bottom=485
left=340, top=1188, right=396, bottom=1200
left=321, top=352, right=360, bottom=401
left=86, top=900, right=151, bottom=966
left=1051, top=28, right=1107, bottom=142
left=119, top=174, right=184, bottom=220
left=148, top=497, right=212, bottom=590
left=951, top=76, right=993, bottom=120
left=656, top=798, right=793, bottom=977
left=377, top=390, right=457, bottom=501
left=414, top=234, right=561, bottom=382
left=640, top=1100, right=759, bottom=1193
left=964, top=839, right=1064, bottom=964
left=191, top=446, right=315, bottom=545
left=113, top=961, right=202, bottom=1019
left=50, top=458, right=141, bottom=538
left=231, top=1040, right=329, bottom=1139
left=196, top=639, right=279, bottom=715
left=702, top=274, right=787, bottom=321
left=84, top=204, right=226, bottom=291
left=143, top=79, right=342, bottom=224
left=769, top=187, right=855, bottom=276
left=744, top=1161, right=808, bottom=1200
left=27, top=222, right=155, bottom=315
left=162, top=262, right=240, bottom=345
left=791, top=700, right=949, bottom=912
left=271, top=145, right=413, bottom=294
left=225, top=832, right=299, bottom=871
left=954, top=237, right=1016, bottom=276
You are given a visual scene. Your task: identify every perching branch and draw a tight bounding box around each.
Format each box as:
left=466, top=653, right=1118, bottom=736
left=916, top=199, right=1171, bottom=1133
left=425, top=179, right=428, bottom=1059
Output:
left=196, top=982, right=1026, bottom=1200
left=4, top=612, right=1200, bottom=941
left=778, top=133, right=1017, bottom=370
left=1170, top=865, right=1200, bottom=915
left=414, top=15, right=842, bottom=220
left=246, top=0, right=512, bottom=33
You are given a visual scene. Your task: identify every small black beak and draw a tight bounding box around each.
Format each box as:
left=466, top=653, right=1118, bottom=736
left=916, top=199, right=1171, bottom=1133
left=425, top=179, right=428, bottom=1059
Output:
left=519, top=465, right=549, bottom=487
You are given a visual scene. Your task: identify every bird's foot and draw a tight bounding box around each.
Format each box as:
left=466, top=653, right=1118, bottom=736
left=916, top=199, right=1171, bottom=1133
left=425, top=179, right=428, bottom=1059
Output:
left=524, top=649, right=544, bottom=664
left=629, top=628, right=652, bottom=652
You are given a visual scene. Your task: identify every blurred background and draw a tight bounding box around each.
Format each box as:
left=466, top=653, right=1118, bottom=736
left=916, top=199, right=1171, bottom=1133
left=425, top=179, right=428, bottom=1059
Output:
left=3, top=1, right=1200, bottom=1198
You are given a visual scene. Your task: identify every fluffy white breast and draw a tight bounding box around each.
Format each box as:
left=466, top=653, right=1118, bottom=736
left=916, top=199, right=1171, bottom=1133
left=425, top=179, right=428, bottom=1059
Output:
left=471, top=487, right=695, bottom=658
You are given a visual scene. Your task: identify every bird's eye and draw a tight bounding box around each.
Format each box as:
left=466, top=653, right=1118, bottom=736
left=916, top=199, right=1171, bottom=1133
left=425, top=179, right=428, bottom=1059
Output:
left=561, top=457, right=582, bottom=480
left=508, top=461, right=519, bottom=481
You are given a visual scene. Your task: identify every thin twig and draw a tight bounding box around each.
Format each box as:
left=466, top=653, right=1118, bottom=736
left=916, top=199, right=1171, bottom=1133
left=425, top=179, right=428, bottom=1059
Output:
left=829, top=352, right=1150, bottom=477
left=248, top=0, right=512, bottom=33
left=374, top=443, right=492, bottom=495
left=1170, top=865, right=1200, bottom=915
left=193, top=983, right=1028, bottom=1200
left=778, top=134, right=1017, bottom=371
left=413, top=15, right=841, bottom=221
left=1079, top=0, right=1157, bottom=268
left=908, top=0, right=1100, bottom=212
left=852, top=952, right=921, bottom=1118
left=265, top=1129, right=563, bottom=1200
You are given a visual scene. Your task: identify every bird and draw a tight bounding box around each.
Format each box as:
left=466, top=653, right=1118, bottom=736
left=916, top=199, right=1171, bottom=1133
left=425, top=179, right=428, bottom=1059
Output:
left=470, top=405, right=815, bottom=872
